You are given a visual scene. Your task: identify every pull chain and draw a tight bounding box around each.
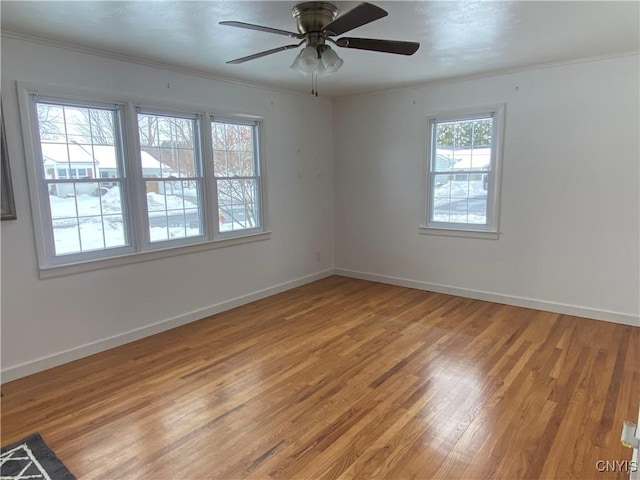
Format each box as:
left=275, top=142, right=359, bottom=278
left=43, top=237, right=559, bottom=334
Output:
left=310, top=72, right=319, bottom=97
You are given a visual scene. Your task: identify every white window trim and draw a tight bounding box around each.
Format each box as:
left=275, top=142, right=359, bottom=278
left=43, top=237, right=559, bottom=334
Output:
left=419, top=103, right=505, bottom=239
left=211, top=115, right=265, bottom=239
left=37, top=231, right=271, bottom=279
left=16, top=81, right=270, bottom=278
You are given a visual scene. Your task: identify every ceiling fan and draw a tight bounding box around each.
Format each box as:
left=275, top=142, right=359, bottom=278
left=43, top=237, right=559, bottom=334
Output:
left=220, top=2, right=420, bottom=93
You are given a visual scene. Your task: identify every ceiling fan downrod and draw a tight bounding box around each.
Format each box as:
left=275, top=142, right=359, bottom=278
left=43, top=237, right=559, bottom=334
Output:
left=291, top=2, right=339, bottom=35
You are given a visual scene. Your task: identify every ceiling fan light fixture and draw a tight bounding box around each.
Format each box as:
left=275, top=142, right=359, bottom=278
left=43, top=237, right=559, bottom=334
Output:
left=289, top=53, right=307, bottom=75
left=291, top=45, right=320, bottom=74
left=319, top=46, right=343, bottom=75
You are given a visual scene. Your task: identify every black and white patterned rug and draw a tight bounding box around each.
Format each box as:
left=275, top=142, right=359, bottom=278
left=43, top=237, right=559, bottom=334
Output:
left=1, top=433, right=76, bottom=480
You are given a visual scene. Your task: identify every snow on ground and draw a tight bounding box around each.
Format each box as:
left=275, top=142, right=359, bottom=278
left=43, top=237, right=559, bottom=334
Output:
left=149, top=225, right=202, bottom=243
left=51, top=178, right=485, bottom=255
left=50, top=186, right=199, bottom=219
left=432, top=213, right=487, bottom=224
left=50, top=186, right=202, bottom=255
left=433, top=179, right=486, bottom=200
left=146, top=191, right=198, bottom=212
left=432, top=179, right=488, bottom=224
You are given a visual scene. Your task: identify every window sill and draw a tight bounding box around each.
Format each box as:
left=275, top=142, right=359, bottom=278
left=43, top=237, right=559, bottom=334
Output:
left=38, top=231, right=272, bottom=279
left=418, top=226, right=500, bottom=240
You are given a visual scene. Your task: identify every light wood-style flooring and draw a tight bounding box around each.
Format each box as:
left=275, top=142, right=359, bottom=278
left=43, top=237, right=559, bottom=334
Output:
left=2, top=276, right=638, bottom=479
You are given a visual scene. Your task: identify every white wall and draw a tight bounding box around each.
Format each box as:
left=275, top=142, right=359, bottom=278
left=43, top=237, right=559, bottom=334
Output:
left=334, top=55, right=640, bottom=325
left=2, top=37, right=638, bottom=383
left=0, top=36, right=334, bottom=380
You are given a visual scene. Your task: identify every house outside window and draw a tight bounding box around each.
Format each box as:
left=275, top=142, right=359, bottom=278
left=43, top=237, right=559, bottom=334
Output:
left=421, top=105, right=505, bottom=239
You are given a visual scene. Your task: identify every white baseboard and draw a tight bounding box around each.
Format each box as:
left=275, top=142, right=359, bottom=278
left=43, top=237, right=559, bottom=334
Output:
left=4, top=267, right=637, bottom=383
left=1, top=269, right=334, bottom=383
left=334, top=268, right=640, bottom=327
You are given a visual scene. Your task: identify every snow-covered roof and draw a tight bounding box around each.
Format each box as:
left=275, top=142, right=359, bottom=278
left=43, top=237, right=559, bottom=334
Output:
left=40, top=143, right=167, bottom=170
left=438, top=148, right=492, bottom=170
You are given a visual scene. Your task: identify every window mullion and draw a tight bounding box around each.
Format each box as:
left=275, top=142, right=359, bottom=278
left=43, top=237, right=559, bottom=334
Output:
left=122, top=102, right=148, bottom=251
left=201, top=114, right=218, bottom=239
left=485, top=115, right=500, bottom=228
left=253, top=123, right=264, bottom=228
left=431, top=169, right=488, bottom=176
left=30, top=94, right=60, bottom=264
left=192, top=115, right=209, bottom=240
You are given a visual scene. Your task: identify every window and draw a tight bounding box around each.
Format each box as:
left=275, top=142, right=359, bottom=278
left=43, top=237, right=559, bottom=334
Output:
left=36, top=100, right=129, bottom=257
left=20, top=87, right=268, bottom=274
left=211, top=118, right=262, bottom=233
left=422, top=105, right=504, bottom=238
left=137, top=110, right=204, bottom=243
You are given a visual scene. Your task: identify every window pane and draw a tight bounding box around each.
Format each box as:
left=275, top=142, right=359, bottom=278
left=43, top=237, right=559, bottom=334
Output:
left=469, top=148, right=491, bottom=170
left=435, top=118, right=492, bottom=149
left=432, top=153, right=455, bottom=173
left=103, top=214, right=127, bottom=248
left=218, top=179, right=259, bottom=232
left=48, top=181, right=127, bottom=255
left=58, top=105, right=116, bottom=146
left=37, top=104, right=66, bottom=143
left=227, top=151, right=242, bottom=177
left=211, top=121, right=256, bottom=177
left=137, top=113, right=197, bottom=179
left=213, top=150, right=228, bottom=176
left=39, top=118, right=120, bottom=180
left=52, top=218, right=80, bottom=255
left=431, top=175, right=488, bottom=225
left=147, top=180, right=203, bottom=242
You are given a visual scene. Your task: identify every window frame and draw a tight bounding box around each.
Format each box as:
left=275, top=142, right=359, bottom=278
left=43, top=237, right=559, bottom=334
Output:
left=211, top=116, right=264, bottom=239
left=17, top=82, right=270, bottom=278
left=134, top=107, right=208, bottom=249
left=420, top=104, right=505, bottom=240
left=23, top=94, right=136, bottom=264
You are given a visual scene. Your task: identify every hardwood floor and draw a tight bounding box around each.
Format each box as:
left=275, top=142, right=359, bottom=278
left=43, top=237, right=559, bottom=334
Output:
left=2, top=276, right=638, bottom=479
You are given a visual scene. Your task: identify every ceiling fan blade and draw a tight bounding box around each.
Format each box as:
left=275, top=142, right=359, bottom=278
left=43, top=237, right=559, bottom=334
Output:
left=219, top=21, right=303, bottom=39
left=322, top=3, right=388, bottom=36
left=336, top=37, right=420, bottom=55
left=226, top=44, right=301, bottom=64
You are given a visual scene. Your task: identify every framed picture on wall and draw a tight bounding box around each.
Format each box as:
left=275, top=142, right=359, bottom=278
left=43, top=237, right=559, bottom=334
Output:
left=1, top=101, right=17, bottom=220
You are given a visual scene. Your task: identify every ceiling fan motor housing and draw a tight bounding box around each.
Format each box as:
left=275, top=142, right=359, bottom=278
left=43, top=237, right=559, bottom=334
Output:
left=292, top=2, right=339, bottom=34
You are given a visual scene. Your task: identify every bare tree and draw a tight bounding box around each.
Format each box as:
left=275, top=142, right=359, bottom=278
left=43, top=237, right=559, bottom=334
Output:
left=37, top=104, right=63, bottom=141
left=138, top=114, right=196, bottom=177
left=137, top=115, right=157, bottom=147
left=37, top=104, right=116, bottom=145
left=82, top=109, right=115, bottom=145
left=212, top=122, right=258, bottom=227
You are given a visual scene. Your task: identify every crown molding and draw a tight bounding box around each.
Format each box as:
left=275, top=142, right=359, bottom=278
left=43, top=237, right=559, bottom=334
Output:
left=335, top=49, right=640, bottom=100
left=1, top=30, right=323, bottom=99
left=2, top=30, right=637, bottom=101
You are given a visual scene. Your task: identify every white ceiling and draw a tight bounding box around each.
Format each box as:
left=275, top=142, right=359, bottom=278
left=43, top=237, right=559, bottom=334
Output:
left=1, top=1, right=638, bottom=97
